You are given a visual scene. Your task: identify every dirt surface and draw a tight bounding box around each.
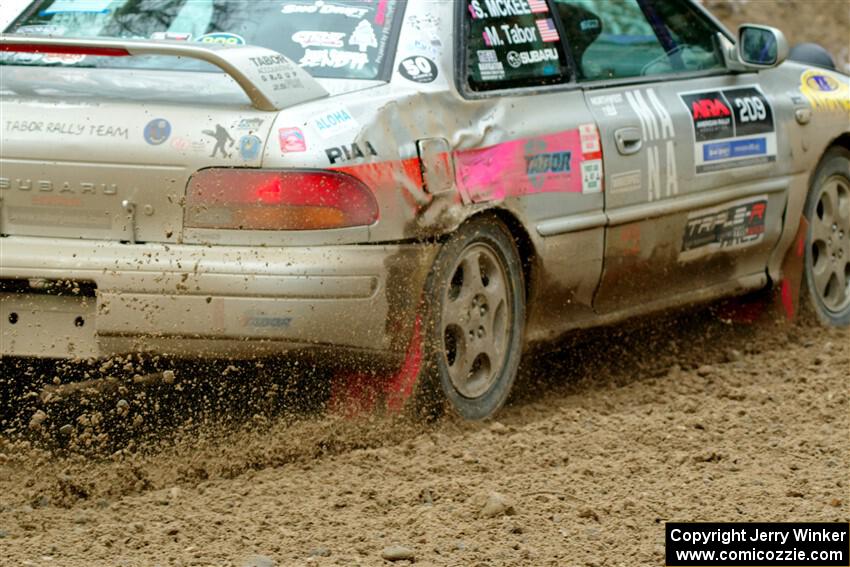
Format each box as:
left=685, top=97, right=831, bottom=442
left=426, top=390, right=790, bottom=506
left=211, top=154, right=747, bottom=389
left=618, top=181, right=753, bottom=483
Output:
left=2, top=3, right=850, bottom=566
left=1, top=304, right=848, bottom=566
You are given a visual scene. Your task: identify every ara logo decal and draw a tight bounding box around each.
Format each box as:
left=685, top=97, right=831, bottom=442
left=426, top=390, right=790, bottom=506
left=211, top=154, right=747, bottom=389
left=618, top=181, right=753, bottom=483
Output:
left=278, top=127, right=307, bottom=153
left=239, top=135, right=262, bottom=160
left=325, top=141, right=377, bottom=164
left=690, top=97, right=731, bottom=119
left=143, top=118, right=171, bottom=145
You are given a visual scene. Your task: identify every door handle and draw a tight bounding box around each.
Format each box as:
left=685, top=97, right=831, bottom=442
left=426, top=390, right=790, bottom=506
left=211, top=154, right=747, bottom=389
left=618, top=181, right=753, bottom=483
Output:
left=614, top=127, right=643, bottom=155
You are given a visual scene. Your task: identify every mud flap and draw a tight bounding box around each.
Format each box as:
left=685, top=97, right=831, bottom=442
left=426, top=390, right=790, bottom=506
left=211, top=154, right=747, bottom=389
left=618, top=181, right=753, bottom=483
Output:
left=716, top=216, right=808, bottom=324
left=328, top=315, right=424, bottom=417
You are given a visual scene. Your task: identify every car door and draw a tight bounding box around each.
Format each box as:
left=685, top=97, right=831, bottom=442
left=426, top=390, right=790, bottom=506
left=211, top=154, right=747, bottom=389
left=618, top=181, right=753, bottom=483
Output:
left=552, top=0, right=790, bottom=313
left=456, top=0, right=608, bottom=341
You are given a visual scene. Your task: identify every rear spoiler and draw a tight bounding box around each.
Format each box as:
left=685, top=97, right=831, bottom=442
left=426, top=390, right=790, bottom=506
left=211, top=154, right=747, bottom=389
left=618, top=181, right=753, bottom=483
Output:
left=0, top=35, right=328, bottom=111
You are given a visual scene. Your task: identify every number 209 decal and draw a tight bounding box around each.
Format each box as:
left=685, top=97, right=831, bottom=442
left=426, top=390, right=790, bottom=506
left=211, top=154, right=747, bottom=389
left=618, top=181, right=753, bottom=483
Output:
left=679, top=86, right=776, bottom=175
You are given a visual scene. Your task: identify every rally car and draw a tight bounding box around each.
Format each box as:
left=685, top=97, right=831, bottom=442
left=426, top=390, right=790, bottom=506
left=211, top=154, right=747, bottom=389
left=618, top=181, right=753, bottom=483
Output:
left=1, top=0, right=848, bottom=419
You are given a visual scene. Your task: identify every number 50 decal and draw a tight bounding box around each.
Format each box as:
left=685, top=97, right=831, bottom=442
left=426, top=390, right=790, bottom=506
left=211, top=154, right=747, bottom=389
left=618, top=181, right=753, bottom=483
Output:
left=398, top=56, right=438, bottom=83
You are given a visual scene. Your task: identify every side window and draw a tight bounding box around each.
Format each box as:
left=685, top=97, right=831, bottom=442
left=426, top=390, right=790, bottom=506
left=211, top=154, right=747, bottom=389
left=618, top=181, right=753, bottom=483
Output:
left=553, top=0, right=725, bottom=81
left=464, top=0, right=571, bottom=92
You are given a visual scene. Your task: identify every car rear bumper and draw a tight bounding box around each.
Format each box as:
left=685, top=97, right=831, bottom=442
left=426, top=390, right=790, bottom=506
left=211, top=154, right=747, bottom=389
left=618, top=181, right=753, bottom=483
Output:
left=0, top=236, right=436, bottom=359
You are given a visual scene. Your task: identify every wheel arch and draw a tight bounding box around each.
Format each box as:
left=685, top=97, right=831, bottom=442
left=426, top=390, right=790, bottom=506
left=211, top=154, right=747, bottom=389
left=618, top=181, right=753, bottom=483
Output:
left=815, top=133, right=850, bottom=181
left=456, top=207, right=539, bottom=304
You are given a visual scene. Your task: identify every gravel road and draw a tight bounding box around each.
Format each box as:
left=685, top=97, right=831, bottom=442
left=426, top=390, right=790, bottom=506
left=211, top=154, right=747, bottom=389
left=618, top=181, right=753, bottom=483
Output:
left=1, top=304, right=847, bottom=566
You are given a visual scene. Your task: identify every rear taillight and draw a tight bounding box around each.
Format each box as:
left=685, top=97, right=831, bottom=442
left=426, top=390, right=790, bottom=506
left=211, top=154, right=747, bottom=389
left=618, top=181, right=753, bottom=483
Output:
left=185, top=169, right=379, bottom=231
left=0, top=44, right=130, bottom=57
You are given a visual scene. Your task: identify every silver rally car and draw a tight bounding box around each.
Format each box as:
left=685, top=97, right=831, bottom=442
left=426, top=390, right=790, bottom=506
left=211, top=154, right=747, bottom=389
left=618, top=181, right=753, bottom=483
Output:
left=1, top=0, right=849, bottom=419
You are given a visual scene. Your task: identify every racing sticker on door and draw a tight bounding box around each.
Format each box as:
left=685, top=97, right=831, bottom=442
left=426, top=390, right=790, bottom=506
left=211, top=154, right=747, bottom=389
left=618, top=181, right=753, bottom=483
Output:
left=679, top=195, right=768, bottom=262
left=679, top=86, right=776, bottom=174
left=453, top=125, right=603, bottom=203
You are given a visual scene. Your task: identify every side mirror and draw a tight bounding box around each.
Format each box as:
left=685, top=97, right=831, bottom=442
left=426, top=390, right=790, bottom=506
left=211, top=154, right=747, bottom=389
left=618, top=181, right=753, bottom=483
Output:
left=737, top=24, right=789, bottom=68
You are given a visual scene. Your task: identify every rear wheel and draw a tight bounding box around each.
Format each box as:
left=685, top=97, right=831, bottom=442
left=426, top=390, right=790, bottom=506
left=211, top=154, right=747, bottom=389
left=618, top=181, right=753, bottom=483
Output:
left=803, top=147, right=850, bottom=326
left=419, top=217, right=526, bottom=420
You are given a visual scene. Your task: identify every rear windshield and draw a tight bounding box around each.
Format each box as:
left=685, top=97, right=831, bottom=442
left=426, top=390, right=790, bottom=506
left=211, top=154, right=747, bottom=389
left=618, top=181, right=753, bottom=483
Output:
left=2, top=0, right=403, bottom=79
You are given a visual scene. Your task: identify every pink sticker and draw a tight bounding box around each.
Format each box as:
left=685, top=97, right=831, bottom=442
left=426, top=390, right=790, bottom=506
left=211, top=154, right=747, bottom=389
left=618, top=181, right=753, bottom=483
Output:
left=278, top=127, right=306, bottom=153
left=454, top=130, right=586, bottom=203
left=375, top=0, right=388, bottom=25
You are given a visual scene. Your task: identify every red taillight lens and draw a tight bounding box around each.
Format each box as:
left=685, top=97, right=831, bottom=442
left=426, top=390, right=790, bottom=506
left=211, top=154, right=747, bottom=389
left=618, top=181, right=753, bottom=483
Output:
left=0, top=44, right=130, bottom=57
left=185, top=169, right=379, bottom=231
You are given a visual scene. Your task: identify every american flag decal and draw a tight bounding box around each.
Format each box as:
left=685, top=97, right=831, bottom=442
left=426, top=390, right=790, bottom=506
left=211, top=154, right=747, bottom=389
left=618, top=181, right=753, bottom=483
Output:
left=527, top=0, right=548, bottom=13
left=535, top=18, right=560, bottom=42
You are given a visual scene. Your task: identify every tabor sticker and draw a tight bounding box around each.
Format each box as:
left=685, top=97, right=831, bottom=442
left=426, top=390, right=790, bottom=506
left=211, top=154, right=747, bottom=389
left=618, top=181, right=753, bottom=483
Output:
left=312, top=108, right=358, bottom=139
left=279, top=127, right=307, bottom=153
left=454, top=129, right=590, bottom=203
left=398, top=56, right=438, bottom=84
left=144, top=119, right=171, bottom=146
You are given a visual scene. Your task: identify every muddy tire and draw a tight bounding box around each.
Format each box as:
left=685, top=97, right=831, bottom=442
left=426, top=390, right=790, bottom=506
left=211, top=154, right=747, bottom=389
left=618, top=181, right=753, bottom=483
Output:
left=802, top=147, right=850, bottom=327
left=418, top=217, right=526, bottom=420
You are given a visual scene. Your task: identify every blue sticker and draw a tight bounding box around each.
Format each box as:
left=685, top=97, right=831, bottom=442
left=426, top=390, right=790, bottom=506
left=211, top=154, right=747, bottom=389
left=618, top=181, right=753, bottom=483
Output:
left=703, top=138, right=767, bottom=162
left=239, top=135, right=262, bottom=160
left=805, top=73, right=840, bottom=92
left=144, top=118, right=171, bottom=146
left=197, top=33, right=245, bottom=46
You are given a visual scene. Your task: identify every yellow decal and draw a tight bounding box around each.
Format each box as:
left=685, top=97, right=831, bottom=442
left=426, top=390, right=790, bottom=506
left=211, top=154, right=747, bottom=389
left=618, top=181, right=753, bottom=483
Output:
left=799, top=69, right=850, bottom=114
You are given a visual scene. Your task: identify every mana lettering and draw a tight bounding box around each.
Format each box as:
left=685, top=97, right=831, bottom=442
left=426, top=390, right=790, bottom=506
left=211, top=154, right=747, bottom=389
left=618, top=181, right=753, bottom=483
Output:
left=625, top=88, right=678, bottom=202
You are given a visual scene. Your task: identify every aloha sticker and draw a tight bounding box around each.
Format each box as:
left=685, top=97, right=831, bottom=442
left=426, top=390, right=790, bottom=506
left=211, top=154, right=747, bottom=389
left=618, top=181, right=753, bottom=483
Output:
left=311, top=108, right=359, bottom=140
